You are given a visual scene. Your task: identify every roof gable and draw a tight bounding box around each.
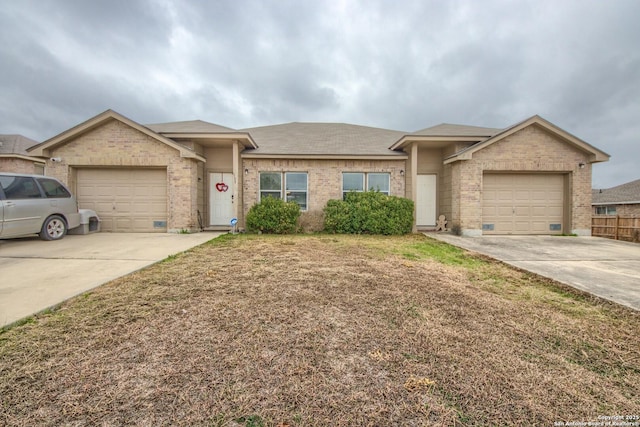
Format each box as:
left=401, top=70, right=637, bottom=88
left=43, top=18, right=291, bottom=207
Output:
left=27, top=110, right=204, bottom=161
left=389, top=123, right=500, bottom=150
left=147, top=119, right=257, bottom=149
left=444, top=115, right=610, bottom=164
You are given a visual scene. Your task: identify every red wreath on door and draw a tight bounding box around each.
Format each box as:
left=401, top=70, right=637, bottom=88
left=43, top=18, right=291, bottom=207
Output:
left=215, top=182, right=229, bottom=192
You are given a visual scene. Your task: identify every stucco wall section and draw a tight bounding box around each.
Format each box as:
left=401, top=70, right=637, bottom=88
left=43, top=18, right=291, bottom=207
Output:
left=242, top=158, right=406, bottom=228
left=44, top=119, right=200, bottom=231
left=451, top=124, right=593, bottom=234
left=205, top=147, right=233, bottom=171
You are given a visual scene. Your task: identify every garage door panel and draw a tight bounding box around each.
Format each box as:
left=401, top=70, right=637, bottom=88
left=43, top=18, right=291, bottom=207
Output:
left=77, top=168, right=167, bottom=232
left=531, top=190, right=547, bottom=201
left=548, top=206, right=563, bottom=216
left=531, top=220, right=548, bottom=231
left=514, top=206, right=530, bottom=215
left=498, top=206, right=513, bottom=216
left=483, top=206, right=497, bottom=216
left=117, top=204, right=133, bottom=215
left=95, top=201, right=113, bottom=211
left=497, top=190, right=513, bottom=201
left=132, top=218, right=151, bottom=229
left=483, top=173, right=564, bottom=235
left=97, top=186, right=115, bottom=196
left=531, top=206, right=547, bottom=216
left=484, top=189, right=497, bottom=201
left=548, top=191, right=563, bottom=200
left=116, top=218, right=133, bottom=229
left=115, top=187, right=132, bottom=197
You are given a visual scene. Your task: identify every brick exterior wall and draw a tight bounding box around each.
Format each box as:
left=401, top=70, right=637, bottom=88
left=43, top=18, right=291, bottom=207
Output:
left=449, top=124, right=593, bottom=235
left=44, top=119, right=200, bottom=232
left=36, top=118, right=598, bottom=235
left=619, top=205, right=640, bottom=215
left=441, top=163, right=454, bottom=225
left=242, top=158, right=406, bottom=231
left=0, top=158, right=45, bottom=174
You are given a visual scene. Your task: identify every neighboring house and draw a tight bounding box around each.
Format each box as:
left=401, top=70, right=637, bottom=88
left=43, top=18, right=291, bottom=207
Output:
left=27, top=110, right=609, bottom=235
left=593, top=179, right=640, bottom=216
left=0, top=134, right=46, bottom=174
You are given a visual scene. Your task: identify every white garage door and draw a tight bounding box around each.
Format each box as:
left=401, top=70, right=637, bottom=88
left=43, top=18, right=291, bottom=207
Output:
left=482, top=173, right=564, bottom=235
left=77, top=168, right=167, bottom=232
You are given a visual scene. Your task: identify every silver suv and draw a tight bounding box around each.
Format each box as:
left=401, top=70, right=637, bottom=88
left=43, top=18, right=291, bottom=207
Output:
left=0, top=173, right=80, bottom=240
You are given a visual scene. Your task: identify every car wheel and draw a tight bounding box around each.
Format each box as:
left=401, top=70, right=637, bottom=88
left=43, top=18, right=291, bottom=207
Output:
left=40, top=215, right=67, bottom=241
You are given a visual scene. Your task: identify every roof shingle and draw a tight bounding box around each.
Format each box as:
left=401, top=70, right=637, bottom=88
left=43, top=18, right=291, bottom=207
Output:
left=593, top=179, right=640, bottom=204
left=410, top=123, right=501, bottom=137
left=240, top=122, right=407, bottom=156
left=146, top=120, right=237, bottom=134
left=0, top=134, right=39, bottom=155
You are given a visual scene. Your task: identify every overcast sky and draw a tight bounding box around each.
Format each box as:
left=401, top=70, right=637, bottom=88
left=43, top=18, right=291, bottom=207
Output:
left=1, top=0, right=638, bottom=188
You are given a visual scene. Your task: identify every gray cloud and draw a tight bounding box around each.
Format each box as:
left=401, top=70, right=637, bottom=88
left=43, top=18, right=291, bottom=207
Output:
left=1, top=0, right=638, bottom=187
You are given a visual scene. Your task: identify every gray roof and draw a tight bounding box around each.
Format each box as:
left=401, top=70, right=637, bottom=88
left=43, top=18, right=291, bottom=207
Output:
left=240, top=122, right=407, bottom=156
left=146, top=120, right=237, bottom=134
left=410, top=123, right=501, bottom=137
left=593, top=179, right=640, bottom=205
left=0, top=134, right=39, bottom=155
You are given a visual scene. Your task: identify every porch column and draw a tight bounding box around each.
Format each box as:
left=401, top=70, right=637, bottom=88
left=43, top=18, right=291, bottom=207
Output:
left=411, top=142, right=418, bottom=232
left=232, top=140, right=240, bottom=220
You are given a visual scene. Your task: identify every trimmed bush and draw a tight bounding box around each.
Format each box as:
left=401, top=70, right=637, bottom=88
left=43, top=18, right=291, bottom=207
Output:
left=323, top=190, right=414, bottom=235
left=246, top=196, right=301, bottom=234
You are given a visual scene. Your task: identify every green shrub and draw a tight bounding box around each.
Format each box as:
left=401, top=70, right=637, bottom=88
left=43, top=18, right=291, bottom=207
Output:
left=323, top=199, right=353, bottom=234
left=246, top=196, right=301, bottom=234
left=299, top=210, right=325, bottom=233
left=323, top=190, right=414, bottom=235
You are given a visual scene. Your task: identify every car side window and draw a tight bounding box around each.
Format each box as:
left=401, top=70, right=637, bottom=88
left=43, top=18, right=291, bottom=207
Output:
left=0, top=176, right=43, bottom=200
left=36, top=178, right=71, bottom=198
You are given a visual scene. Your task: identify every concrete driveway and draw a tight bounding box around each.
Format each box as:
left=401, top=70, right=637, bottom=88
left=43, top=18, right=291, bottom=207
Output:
left=429, top=234, right=640, bottom=311
left=0, top=232, right=221, bottom=327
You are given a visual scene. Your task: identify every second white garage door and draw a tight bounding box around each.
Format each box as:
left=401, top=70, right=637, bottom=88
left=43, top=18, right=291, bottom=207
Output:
left=482, top=173, right=565, bottom=235
left=76, top=168, right=167, bottom=232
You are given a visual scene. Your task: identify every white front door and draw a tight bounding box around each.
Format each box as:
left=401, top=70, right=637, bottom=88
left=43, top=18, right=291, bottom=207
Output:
left=416, top=174, right=437, bottom=227
left=209, top=172, right=234, bottom=226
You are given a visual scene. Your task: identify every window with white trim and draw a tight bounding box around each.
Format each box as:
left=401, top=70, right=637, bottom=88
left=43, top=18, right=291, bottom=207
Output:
left=342, top=172, right=390, bottom=199
left=259, top=172, right=308, bottom=210
left=595, top=206, right=617, bottom=215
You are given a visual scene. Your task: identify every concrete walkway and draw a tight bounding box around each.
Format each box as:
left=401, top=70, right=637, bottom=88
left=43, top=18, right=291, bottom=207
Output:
left=428, top=233, right=640, bottom=311
left=0, top=232, right=221, bottom=327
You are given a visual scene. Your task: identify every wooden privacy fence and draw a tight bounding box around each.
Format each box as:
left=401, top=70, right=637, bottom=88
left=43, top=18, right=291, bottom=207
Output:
left=592, top=215, right=640, bottom=242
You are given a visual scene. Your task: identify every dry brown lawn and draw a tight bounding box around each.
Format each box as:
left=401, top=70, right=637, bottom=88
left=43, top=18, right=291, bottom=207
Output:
left=1, top=234, right=639, bottom=426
